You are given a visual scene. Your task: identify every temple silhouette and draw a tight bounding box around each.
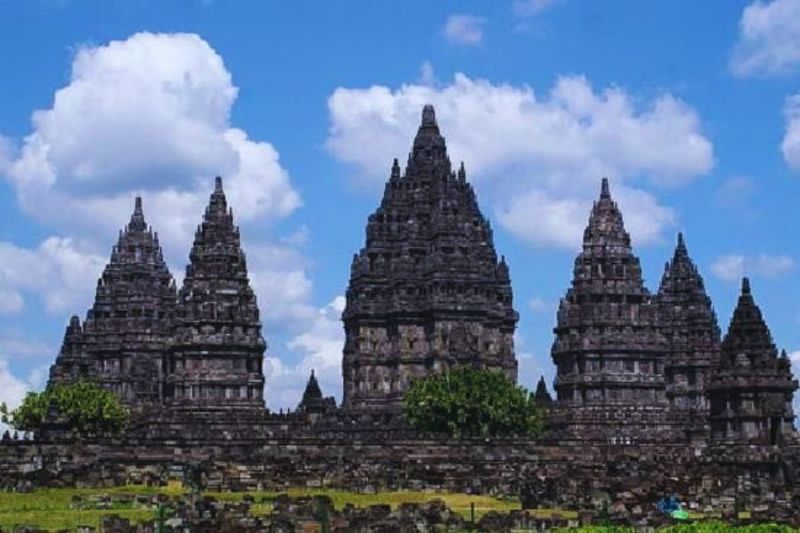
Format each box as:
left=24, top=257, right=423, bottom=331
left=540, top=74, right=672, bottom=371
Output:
left=46, top=104, right=797, bottom=447
left=3, top=105, right=796, bottom=523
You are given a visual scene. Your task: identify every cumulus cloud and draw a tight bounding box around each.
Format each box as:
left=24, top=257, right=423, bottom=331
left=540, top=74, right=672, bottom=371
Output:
left=782, top=94, right=800, bottom=171
left=0, top=290, right=24, bottom=315
left=0, top=238, right=105, bottom=315
left=264, top=297, right=345, bottom=410
left=444, top=15, right=486, bottom=46
left=3, top=32, right=301, bottom=266
left=711, top=254, right=795, bottom=282
left=247, top=242, right=316, bottom=329
left=0, top=33, right=320, bottom=413
left=327, top=73, right=711, bottom=248
left=0, top=30, right=312, bottom=337
left=731, top=0, right=800, bottom=77
left=0, top=358, right=39, bottom=434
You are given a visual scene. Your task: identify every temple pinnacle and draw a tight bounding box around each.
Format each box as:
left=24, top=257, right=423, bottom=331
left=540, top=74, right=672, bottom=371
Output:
left=600, top=177, right=611, bottom=200
left=674, top=232, right=688, bottom=259
left=129, top=196, right=147, bottom=231
left=742, top=277, right=751, bottom=296
left=214, top=176, right=224, bottom=193
left=421, top=104, right=437, bottom=127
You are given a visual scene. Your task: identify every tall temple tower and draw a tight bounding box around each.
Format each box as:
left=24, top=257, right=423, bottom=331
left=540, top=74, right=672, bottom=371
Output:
left=551, top=179, right=669, bottom=441
left=48, top=198, right=177, bottom=406
left=342, top=105, right=518, bottom=413
left=707, top=278, right=797, bottom=444
left=656, top=233, right=721, bottom=440
left=167, top=177, right=266, bottom=411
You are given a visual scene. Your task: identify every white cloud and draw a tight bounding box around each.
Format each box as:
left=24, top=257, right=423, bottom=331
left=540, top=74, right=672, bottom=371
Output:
left=247, top=242, right=316, bottom=329
left=443, top=15, right=486, bottom=46
left=327, top=73, right=710, bottom=249
left=0, top=358, right=37, bottom=435
left=731, top=0, right=800, bottom=77
left=715, top=175, right=756, bottom=209
left=264, top=297, right=345, bottom=410
left=512, top=0, right=562, bottom=17
left=0, top=289, right=24, bottom=315
left=711, top=254, right=795, bottom=282
left=782, top=94, right=800, bottom=171
left=0, top=238, right=105, bottom=315
left=2, top=32, right=301, bottom=267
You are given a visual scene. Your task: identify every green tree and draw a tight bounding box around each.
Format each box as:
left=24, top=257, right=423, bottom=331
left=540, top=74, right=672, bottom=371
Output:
left=403, top=367, right=542, bottom=438
left=0, top=381, right=128, bottom=435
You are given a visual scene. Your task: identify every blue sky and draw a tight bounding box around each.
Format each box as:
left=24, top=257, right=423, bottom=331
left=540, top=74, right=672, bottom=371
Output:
left=0, top=0, right=799, bottom=417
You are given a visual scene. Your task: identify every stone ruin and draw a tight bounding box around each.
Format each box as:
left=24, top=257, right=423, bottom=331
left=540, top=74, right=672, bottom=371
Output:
left=342, top=105, right=518, bottom=413
left=48, top=177, right=266, bottom=415
left=2, top=105, right=799, bottom=525
left=549, top=177, right=797, bottom=446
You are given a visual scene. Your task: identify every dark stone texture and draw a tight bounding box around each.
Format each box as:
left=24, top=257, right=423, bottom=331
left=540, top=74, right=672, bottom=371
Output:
left=707, top=278, right=798, bottom=444
left=10, top=105, right=798, bottom=528
left=342, top=105, right=518, bottom=413
left=551, top=179, right=670, bottom=441
left=168, top=177, right=266, bottom=411
left=47, top=179, right=267, bottom=415
left=657, top=232, right=720, bottom=442
left=48, top=197, right=177, bottom=407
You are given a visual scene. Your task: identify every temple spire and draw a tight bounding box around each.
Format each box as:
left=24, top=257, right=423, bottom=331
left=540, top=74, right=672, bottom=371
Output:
left=582, top=177, right=632, bottom=256
left=343, top=104, right=518, bottom=412
left=534, top=375, right=553, bottom=406
left=171, top=177, right=266, bottom=411
left=600, top=177, right=611, bottom=199
left=675, top=232, right=687, bottom=258
left=128, top=196, right=147, bottom=232
left=422, top=104, right=437, bottom=127
left=408, top=104, right=449, bottom=177
left=301, top=370, right=323, bottom=403
left=722, top=277, right=776, bottom=364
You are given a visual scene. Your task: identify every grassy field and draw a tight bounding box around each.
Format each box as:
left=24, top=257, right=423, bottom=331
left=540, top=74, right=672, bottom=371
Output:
left=2, top=486, right=794, bottom=532
left=0, top=483, right=524, bottom=530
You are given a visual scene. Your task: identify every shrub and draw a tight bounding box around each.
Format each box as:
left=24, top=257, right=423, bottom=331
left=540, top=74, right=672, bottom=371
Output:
left=0, top=381, right=128, bottom=435
left=403, top=367, right=542, bottom=438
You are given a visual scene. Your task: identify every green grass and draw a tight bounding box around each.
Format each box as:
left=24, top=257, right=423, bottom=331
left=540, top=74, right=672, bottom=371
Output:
left=2, top=486, right=795, bottom=532
left=0, top=484, right=523, bottom=530
left=0, top=484, right=186, bottom=530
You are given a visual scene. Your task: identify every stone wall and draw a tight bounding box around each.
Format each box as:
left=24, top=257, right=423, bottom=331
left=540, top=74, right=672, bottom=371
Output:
left=2, top=430, right=797, bottom=524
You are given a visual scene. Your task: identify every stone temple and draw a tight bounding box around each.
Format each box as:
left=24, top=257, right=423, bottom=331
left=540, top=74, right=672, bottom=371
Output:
left=48, top=197, right=177, bottom=408
left=44, top=105, right=797, bottom=444
left=48, top=178, right=266, bottom=414
left=550, top=179, right=670, bottom=442
left=341, top=105, right=518, bottom=413
left=8, top=104, right=796, bottom=524
left=550, top=177, right=796, bottom=445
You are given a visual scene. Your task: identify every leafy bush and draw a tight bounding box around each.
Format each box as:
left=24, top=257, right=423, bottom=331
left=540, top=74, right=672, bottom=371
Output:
left=403, top=367, right=542, bottom=438
left=0, top=381, right=128, bottom=435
